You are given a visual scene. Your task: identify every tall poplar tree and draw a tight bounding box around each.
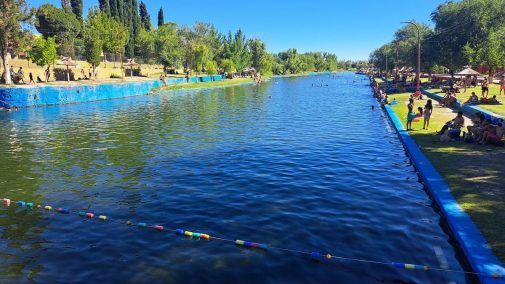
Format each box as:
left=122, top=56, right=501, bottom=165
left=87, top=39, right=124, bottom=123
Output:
left=98, top=0, right=110, bottom=15
left=70, top=0, right=83, bottom=22
left=158, top=7, right=164, bottom=27
left=139, top=1, right=151, bottom=30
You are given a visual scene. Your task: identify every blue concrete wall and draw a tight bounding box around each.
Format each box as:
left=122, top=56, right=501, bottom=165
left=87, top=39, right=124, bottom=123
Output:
left=384, top=104, right=505, bottom=284
left=0, top=75, right=224, bottom=108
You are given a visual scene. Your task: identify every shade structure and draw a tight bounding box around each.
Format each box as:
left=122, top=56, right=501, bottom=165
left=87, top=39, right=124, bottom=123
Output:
left=455, top=67, right=481, bottom=76
left=57, top=57, right=77, bottom=82
left=123, top=59, right=140, bottom=77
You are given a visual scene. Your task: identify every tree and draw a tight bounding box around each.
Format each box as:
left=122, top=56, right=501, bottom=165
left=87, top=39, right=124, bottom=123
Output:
left=139, top=1, right=151, bottom=31
left=158, top=7, right=164, bottom=27
left=192, top=43, right=211, bottom=74
left=28, top=37, right=57, bottom=82
left=70, top=0, right=83, bottom=22
left=248, top=38, right=266, bottom=71
left=464, top=27, right=505, bottom=78
left=0, top=0, right=33, bottom=84
left=206, top=60, right=218, bottom=76
left=155, top=25, right=182, bottom=71
left=98, top=0, right=110, bottom=15
left=35, top=4, right=81, bottom=56
left=259, top=53, right=274, bottom=75
left=221, top=59, right=235, bottom=77
left=103, top=16, right=129, bottom=68
left=123, top=0, right=141, bottom=58
left=278, top=48, right=302, bottom=74
left=136, top=28, right=155, bottom=63
left=83, top=9, right=104, bottom=80
left=222, top=29, right=251, bottom=72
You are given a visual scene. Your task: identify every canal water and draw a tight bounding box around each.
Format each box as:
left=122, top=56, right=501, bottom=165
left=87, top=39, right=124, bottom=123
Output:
left=0, top=73, right=472, bottom=283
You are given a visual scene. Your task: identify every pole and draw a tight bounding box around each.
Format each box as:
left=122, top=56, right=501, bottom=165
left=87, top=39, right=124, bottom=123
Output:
left=395, top=43, right=398, bottom=79
left=401, top=21, right=421, bottom=94
left=385, top=53, right=388, bottom=79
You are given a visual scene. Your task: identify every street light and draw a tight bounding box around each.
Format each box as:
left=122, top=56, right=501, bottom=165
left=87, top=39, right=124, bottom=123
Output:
left=401, top=21, right=421, bottom=94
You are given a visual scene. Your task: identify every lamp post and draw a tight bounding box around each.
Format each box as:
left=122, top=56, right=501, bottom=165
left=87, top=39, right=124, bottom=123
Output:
left=401, top=21, right=421, bottom=94
left=385, top=53, right=388, bottom=79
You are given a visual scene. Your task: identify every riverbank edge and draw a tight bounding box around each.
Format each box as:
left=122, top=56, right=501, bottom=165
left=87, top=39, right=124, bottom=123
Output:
left=0, top=75, right=230, bottom=108
left=383, top=104, right=505, bottom=283
left=152, top=78, right=260, bottom=93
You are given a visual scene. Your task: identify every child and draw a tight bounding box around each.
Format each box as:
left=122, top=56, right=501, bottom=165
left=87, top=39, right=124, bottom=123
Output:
left=423, top=99, right=433, bottom=130
left=406, top=98, right=415, bottom=131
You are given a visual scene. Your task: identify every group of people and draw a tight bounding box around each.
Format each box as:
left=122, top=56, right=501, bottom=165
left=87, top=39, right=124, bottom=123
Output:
left=371, top=78, right=390, bottom=104
left=465, top=112, right=504, bottom=146
left=9, top=66, right=46, bottom=84
left=464, top=92, right=500, bottom=105
left=436, top=110, right=504, bottom=145
left=372, top=75, right=504, bottom=147
left=406, top=97, right=433, bottom=131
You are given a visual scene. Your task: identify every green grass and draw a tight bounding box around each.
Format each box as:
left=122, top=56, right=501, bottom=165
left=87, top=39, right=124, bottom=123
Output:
left=427, top=84, right=505, bottom=116
left=387, top=92, right=505, bottom=262
left=152, top=77, right=255, bottom=92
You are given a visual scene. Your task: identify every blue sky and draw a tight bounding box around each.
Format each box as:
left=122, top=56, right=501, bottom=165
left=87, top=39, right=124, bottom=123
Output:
left=27, top=0, right=445, bottom=60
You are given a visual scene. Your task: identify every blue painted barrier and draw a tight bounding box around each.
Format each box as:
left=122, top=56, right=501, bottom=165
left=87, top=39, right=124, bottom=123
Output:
left=384, top=104, right=505, bottom=284
left=0, top=75, right=225, bottom=108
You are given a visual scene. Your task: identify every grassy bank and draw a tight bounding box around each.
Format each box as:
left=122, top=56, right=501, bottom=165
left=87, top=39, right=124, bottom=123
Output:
left=427, top=84, right=505, bottom=116
left=153, top=77, right=255, bottom=92
left=387, top=92, right=505, bottom=262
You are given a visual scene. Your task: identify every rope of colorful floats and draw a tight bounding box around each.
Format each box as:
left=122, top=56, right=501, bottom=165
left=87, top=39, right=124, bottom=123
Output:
left=1, top=197, right=503, bottom=280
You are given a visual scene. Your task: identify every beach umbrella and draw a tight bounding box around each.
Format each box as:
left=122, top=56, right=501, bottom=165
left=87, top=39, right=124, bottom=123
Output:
left=123, top=59, right=140, bottom=77
left=57, top=57, right=77, bottom=82
left=455, top=67, right=481, bottom=76
left=456, top=68, right=481, bottom=92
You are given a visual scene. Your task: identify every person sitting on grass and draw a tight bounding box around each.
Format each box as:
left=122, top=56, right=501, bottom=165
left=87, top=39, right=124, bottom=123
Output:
left=467, top=112, right=485, bottom=136
left=488, top=95, right=499, bottom=104
left=464, top=92, right=479, bottom=105
left=441, top=92, right=457, bottom=107
left=417, top=106, right=424, bottom=118
left=473, top=119, right=494, bottom=142
left=479, top=123, right=503, bottom=145
left=438, top=111, right=465, bottom=136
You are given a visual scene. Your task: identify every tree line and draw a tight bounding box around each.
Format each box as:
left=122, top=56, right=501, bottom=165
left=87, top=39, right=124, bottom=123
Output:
left=1, top=0, right=339, bottom=84
left=369, top=0, right=505, bottom=78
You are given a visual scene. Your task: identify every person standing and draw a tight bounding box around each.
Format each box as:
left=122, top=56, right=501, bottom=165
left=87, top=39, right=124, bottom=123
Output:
left=423, top=99, right=433, bottom=130
left=10, top=66, right=15, bottom=80
left=406, top=98, right=415, bottom=131
left=481, top=78, right=489, bottom=98
left=500, top=76, right=505, bottom=96
left=29, top=72, right=35, bottom=84
left=17, top=67, right=25, bottom=84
